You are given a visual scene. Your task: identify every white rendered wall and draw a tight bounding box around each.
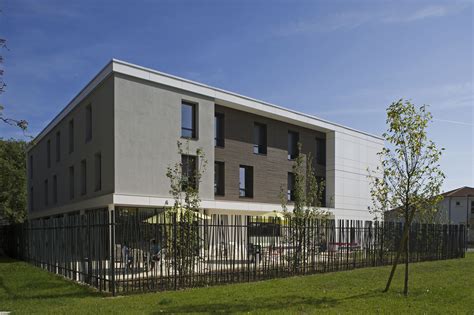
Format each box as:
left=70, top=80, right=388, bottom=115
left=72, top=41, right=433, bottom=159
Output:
left=327, top=130, right=384, bottom=221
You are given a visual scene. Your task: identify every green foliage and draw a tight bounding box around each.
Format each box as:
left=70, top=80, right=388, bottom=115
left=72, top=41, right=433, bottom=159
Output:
left=280, top=143, right=330, bottom=271
left=368, top=99, right=445, bottom=295
left=368, top=99, right=445, bottom=221
left=165, top=140, right=208, bottom=284
left=0, top=139, right=27, bottom=223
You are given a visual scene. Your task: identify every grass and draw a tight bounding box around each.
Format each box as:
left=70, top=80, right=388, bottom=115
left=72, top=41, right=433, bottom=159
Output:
left=1, top=254, right=473, bottom=314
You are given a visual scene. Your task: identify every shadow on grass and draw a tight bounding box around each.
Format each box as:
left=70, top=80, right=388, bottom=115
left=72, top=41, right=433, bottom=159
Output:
left=0, top=275, right=99, bottom=301
left=155, top=294, right=340, bottom=313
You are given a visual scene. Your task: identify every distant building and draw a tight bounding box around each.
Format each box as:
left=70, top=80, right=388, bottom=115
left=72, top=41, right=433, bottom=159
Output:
left=385, top=186, right=474, bottom=243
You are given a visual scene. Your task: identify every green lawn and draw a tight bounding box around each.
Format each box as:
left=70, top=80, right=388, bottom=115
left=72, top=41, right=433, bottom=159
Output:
left=1, top=254, right=473, bottom=314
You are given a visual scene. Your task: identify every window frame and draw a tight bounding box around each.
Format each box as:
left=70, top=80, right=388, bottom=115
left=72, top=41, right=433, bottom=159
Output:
left=287, top=131, right=299, bottom=160
left=214, top=112, right=225, bottom=147
left=287, top=172, right=295, bottom=202
left=214, top=161, right=225, bottom=196
left=253, top=122, right=267, bottom=155
left=315, top=137, right=326, bottom=165
left=181, top=101, right=197, bottom=139
left=85, top=104, right=92, bottom=143
left=239, top=165, right=254, bottom=198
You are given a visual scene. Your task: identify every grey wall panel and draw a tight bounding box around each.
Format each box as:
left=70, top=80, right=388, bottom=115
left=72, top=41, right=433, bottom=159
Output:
left=114, top=74, right=215, bottom=200
left=27, top=75, right=115, bottom=216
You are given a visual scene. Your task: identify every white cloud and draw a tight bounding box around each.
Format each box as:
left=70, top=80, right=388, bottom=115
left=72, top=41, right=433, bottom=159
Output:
left=274, top=3, right=471, bottom=37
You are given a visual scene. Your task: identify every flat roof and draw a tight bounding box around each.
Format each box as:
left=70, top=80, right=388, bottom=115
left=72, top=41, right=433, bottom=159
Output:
left=29, top=59, right=384, bottom=149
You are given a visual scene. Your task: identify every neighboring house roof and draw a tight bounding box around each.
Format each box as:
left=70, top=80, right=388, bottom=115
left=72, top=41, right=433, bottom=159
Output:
left=27, top=59, right=383, bottom=151
left=440, top=186, right=474, bottom=198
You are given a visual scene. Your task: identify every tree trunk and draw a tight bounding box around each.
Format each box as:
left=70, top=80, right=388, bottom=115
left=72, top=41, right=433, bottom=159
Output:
left=384, top=208, right=415, bottom=293
left=404, top=230, right=409, bottom=296
left=383, top=225, right=407, bottom=292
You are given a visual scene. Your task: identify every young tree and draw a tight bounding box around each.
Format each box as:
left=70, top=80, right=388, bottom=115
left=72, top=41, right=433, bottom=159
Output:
left=0, top=139, right=27, bottom=223
left=280, top=143, right=329, bottom=272
left=368, top=99, right=444, bottom=296
left=165, top=140, right=207, bottom=284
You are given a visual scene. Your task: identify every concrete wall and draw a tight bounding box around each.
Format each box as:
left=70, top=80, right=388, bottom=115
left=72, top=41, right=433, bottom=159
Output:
left=326, top=130, right=383, bottom=220
left=113, top=73, right=215, bottom=201
left=27, top=75, right=115, bottom=217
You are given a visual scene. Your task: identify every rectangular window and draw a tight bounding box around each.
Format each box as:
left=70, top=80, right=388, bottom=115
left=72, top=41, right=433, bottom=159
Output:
left=55, top=131, right=61, bottom=162
left=181, top=101, right=197, bottom=139
left=47, top=139, right=51, bottom=168
left=80, top=159, right=87, bottom=195
left=95, top=153, right=102, bottom=191
left=85, top=104, right=92, bottom=142
left=287, top=172, right=295, bottom=201
left=69, top=166, right=75, bottom=200
left=471, top=201, right=474, bottom=214
left=69, top=119, right=74, bottom=153
left=181, top=155, right=197, bottom=190
left=288, top=131, right=299, bottom=160
left=44, top=179, right=49, bottom=206
left=53, top=175, right=58, bottom=204
left=29, top=155, right=33, bottom=179
left=215, top=113, right=225, bottom=147
left=239, top=165, right=253, bottom=198
left=315, top=138, right=326, bottom=165
left=214, top=161, right=225, bottom=196
left=253, top=123, right=267, bottom=155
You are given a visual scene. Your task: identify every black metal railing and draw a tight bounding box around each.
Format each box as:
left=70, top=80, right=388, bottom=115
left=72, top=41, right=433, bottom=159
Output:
left=0, top=208, right=466, bottom=295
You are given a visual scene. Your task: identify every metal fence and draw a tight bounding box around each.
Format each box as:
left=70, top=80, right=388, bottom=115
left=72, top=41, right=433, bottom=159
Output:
left=0, top=208, right=466, bottom=295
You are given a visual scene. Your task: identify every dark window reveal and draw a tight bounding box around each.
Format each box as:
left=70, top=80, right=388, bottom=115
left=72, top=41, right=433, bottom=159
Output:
left=316, top=138, right=326, bottom=165
left=288, top=131, right=299, bottom=160
left=214, top=161, right=225, bottom=196
left=239, top=165, right=253, bottom=198
left=287, top=172, right=295, bottom=201
left=181, top=102, right=197, bottom=139
left=215, top=113, right=225, bottom=147
left=253, top=123, right=267, bottom=155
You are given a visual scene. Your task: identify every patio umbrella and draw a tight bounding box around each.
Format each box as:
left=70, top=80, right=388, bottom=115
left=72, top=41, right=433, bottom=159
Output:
left=144, top=208, right=211, bottom=224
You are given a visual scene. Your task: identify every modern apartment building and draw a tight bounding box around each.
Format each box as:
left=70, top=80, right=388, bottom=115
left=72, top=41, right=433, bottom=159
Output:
left=27, top=59, right=384, bottom=221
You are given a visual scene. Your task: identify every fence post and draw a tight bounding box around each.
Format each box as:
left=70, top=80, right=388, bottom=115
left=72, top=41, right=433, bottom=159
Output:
left=109, top=207, right=116, bottom=296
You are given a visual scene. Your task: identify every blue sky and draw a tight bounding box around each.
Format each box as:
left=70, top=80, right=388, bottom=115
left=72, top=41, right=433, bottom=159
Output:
left=1, top=0, right=473, bottom=191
